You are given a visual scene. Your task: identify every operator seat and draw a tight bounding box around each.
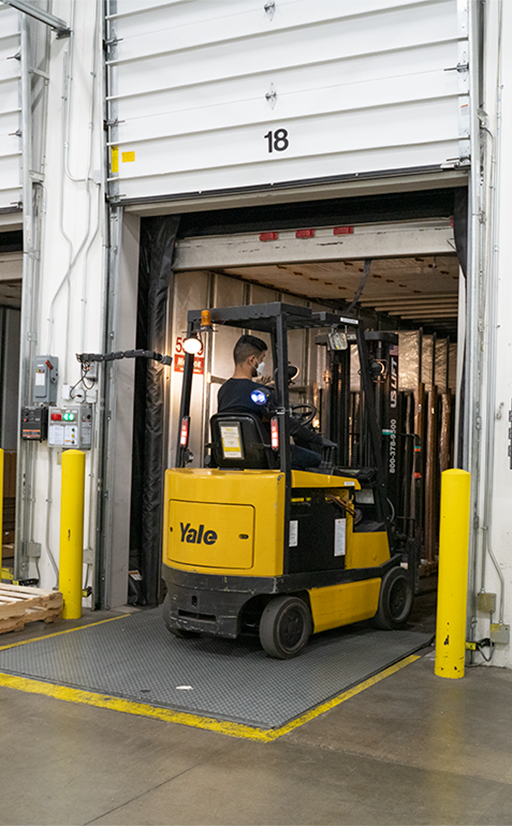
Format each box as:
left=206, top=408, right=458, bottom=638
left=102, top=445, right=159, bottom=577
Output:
left=209, top=412, right=277, bottom=470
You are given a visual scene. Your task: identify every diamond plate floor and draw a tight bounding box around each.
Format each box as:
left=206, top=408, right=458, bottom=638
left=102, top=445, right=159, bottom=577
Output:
left=0, top=609, right=432, bottom=729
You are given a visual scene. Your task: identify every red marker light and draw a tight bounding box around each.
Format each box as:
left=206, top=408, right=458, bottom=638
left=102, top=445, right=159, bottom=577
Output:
left=295, top=229, right=315, bottom=239
left=180, top=416, right=190, bottom=447
left=259, top=232, right=278, bottom=242
left=51, top=412, right=62, bottom=421
left=333, top=226, right=354, bottom=235
left=270, top=417, right=279, bottom=450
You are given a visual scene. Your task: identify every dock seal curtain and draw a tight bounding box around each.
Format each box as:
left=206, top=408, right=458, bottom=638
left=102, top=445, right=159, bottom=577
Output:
left=130, top=215, right=180, bottom=605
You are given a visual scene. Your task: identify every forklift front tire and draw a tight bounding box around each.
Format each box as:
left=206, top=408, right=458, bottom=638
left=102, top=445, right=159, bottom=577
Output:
left=259, top=596, right=312, bottom=659
left=373, top=566, right=413, bottom=630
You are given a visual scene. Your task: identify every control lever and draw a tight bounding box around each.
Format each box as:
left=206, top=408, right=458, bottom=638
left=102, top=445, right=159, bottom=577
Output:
left=320, top=439, right=337, bottom=470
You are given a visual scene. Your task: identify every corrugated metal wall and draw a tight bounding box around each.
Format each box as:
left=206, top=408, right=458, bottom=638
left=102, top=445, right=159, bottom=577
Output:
left=0, top=6, right=21, bottom=212
left=106, top=0, right=468, bottom=203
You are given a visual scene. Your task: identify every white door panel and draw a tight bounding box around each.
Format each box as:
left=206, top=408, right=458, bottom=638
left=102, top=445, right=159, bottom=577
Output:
left=0, top=8, right=21, bottom=211
left=113, top=69, right=460, bottom=147
left=109, top=0, right=457, bottom=63
left=110, top=30, right=461, bottom=104
left=116, top=102, right=459, bottom=174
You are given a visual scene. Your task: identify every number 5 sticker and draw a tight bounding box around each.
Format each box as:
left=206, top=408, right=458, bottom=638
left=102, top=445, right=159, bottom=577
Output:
left=264, top=128, right=289, bottom=153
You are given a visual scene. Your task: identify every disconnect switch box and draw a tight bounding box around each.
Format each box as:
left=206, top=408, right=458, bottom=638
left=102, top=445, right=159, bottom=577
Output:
left=34, top=356, right=59, bottom=404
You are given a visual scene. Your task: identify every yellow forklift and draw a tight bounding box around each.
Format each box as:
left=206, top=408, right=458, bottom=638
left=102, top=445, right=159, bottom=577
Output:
left=162, top=303, right=413, bottom=658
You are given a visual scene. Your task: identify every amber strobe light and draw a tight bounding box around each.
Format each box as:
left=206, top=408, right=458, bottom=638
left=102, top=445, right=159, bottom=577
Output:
left=201, top=309, right=212, bottom=329
left=270, top=417, right=279, bottom=450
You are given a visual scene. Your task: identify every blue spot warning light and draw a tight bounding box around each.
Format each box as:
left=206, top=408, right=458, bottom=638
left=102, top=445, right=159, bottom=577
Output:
left=250, top=389, right=267, bottom=406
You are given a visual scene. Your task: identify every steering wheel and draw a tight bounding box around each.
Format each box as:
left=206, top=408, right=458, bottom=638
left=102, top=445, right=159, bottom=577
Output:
left=290, top=403, right=317, bottom=426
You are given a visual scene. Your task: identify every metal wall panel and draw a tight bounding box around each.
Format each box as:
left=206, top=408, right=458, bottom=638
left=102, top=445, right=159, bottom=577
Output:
left=207, top=273, right=246, bottom=427
left=0, top=7, right=21, bottom=211
left=106, top=0, right=468, bottom=203
left=168, top=270, right=209, bottom=467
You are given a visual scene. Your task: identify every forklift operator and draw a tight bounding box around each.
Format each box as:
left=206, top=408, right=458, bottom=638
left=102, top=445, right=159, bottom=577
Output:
left=217, top=334, right=336, bottom=470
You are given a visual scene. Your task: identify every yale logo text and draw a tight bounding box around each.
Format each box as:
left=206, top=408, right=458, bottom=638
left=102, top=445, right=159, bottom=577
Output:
left=179, top=522, right=217, bottom=545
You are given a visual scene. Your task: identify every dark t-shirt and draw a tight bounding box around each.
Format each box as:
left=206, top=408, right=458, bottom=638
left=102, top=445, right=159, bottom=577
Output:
left=217, top=378, right=272, bottom=416
left=217, top=378, right=322, bottom=446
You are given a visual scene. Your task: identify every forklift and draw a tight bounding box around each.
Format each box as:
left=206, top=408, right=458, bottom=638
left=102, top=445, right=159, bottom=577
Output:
left=162, top=303, right=414, bottom=658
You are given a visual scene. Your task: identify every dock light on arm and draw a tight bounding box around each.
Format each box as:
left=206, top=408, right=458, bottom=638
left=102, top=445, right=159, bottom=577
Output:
left=183, top=333, right=202, bottom=355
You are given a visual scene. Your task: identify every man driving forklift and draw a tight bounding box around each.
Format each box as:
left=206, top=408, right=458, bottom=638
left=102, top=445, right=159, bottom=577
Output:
left=163, top=302, right=413, bottom=658
left=217, top=334, right=336, bottom=469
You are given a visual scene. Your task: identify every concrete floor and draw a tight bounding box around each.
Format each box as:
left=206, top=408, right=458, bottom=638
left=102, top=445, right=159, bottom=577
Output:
left=0, top=586, right=511, bottom=826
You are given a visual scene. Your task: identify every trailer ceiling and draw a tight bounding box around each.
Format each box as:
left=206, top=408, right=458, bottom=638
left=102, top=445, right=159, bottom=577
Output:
left=182, top=256, right=458, bottom=338
left=174, top=221, right=459, bottom=338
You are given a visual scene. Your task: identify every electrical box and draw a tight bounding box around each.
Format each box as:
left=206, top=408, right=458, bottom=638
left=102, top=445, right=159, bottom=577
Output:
left=34, top=355, right=59, bottom=404
left=490, top=623, right=510, bottom=645
left=21, top=406, right=48, bottom=441
left=477, top=592, right=497, bottom=613
left=47, top=405, right=93, bottom=450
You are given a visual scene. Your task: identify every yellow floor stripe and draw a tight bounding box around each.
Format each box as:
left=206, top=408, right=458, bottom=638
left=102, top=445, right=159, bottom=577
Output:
left=0, top=614, right=131, bottom=651
left=0, top=653, right=420, bottom=742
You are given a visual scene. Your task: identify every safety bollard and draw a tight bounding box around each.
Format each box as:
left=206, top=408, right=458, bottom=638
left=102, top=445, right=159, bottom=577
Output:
left=434, top=468, right=471, bottom=679
left=59, top=450, right=85, bottom=619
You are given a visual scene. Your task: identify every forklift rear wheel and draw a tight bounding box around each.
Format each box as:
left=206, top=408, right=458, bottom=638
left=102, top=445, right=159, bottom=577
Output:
left=373, top=567, right=413, bottom=630
left=259, top=596, right=312, bottom=659
left=162, top=593, right=200, bottom=639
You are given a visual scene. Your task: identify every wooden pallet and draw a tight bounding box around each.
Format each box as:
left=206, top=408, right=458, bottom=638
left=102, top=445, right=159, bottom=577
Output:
left=0, top=583, right=63, bottom=634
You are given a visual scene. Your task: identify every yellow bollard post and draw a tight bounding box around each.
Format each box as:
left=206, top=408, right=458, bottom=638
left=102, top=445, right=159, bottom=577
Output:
left=435, top=468, right=471, bottom=679
left=0, top=448, right=3, bottom=578
left=59, top=450, right=85, bottom=619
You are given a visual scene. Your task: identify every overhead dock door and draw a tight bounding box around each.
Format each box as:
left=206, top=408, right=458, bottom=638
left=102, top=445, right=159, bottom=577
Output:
left=106, top=0, right=469, bottom=204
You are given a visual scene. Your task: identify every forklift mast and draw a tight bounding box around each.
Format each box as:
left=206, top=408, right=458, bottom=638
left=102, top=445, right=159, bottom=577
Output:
left=325, top=331, right=401, bottom=518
